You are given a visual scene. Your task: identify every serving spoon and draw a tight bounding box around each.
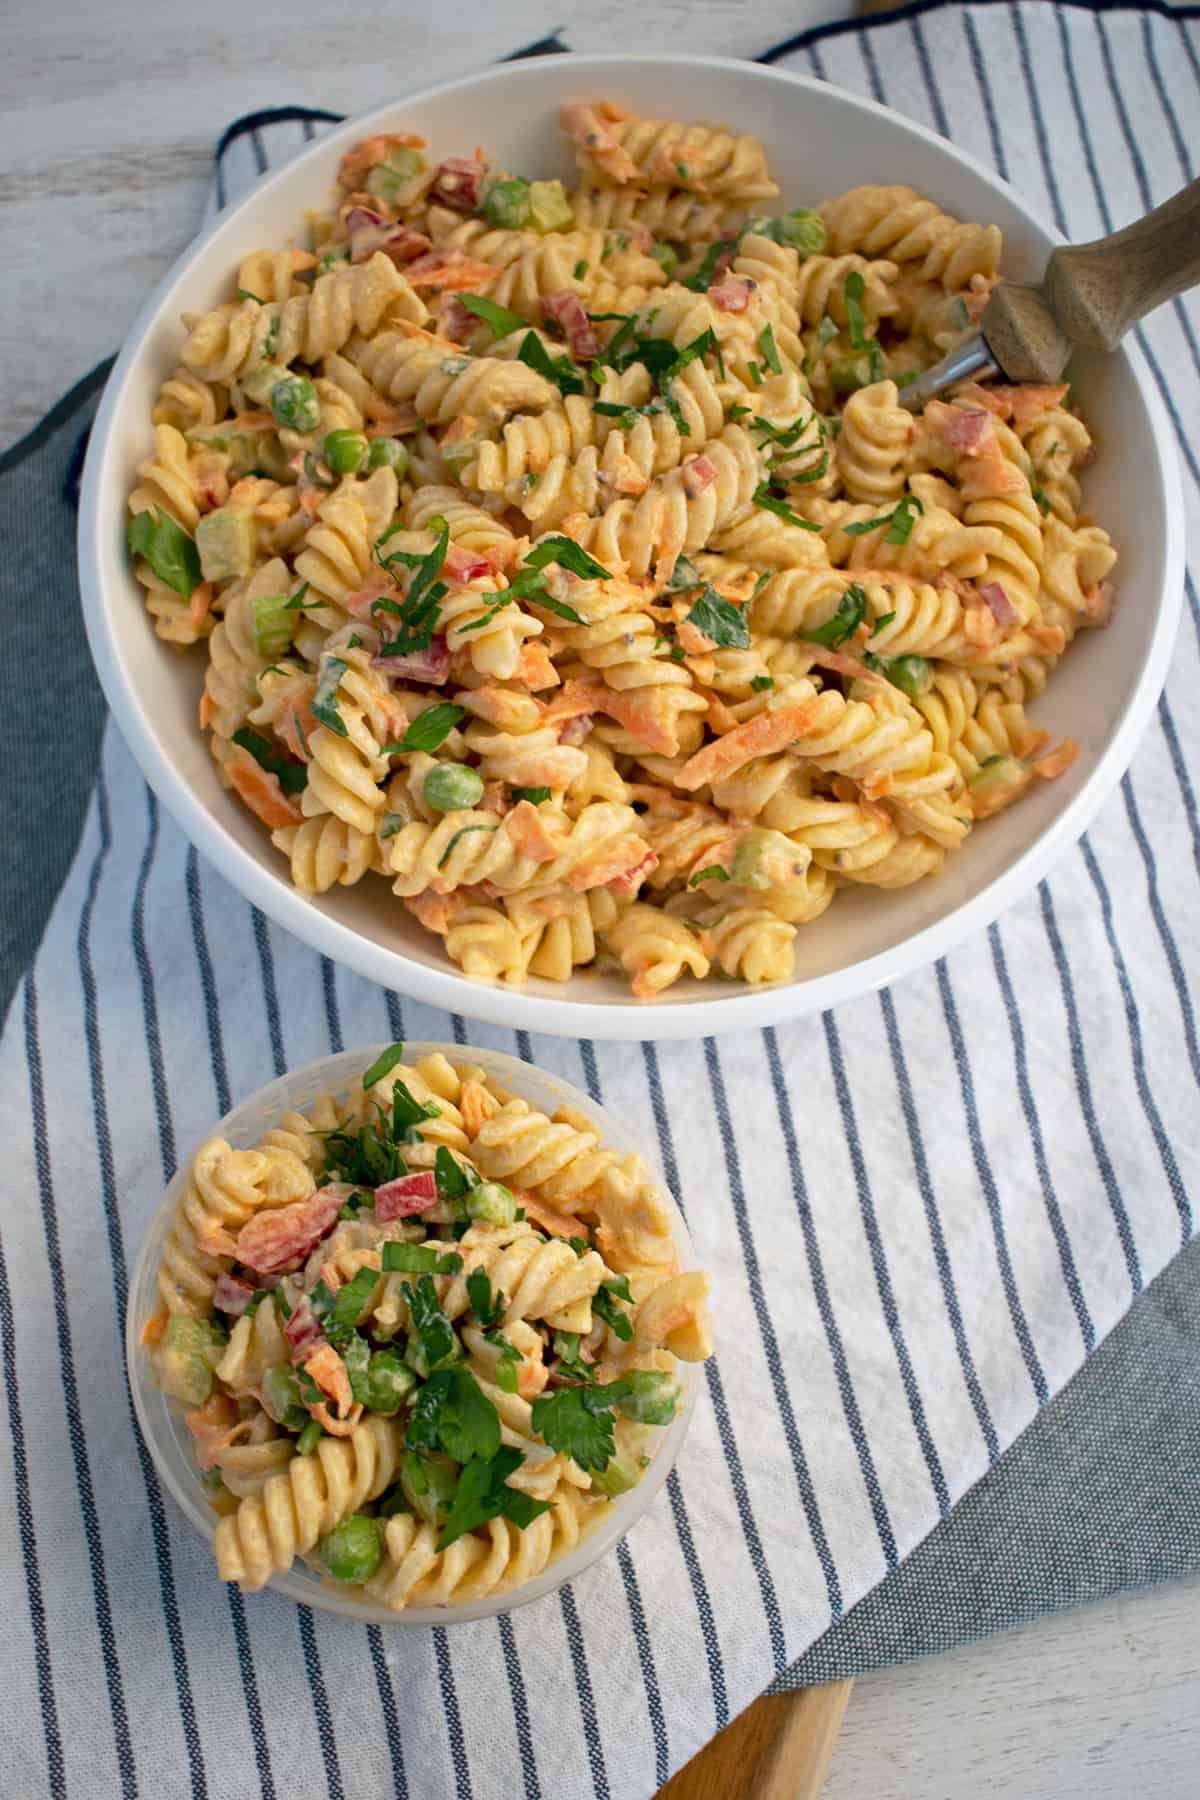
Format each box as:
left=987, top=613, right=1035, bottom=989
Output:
left=901, top=176, right=1200, bottom=408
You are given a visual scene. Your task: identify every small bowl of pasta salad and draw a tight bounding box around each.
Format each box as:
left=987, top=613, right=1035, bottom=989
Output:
left=82, top=55, right=1183, bottom=1038
left=127, top=1042, right=712, bottom=1621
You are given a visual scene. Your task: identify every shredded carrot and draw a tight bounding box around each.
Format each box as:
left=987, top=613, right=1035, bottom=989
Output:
left=677, top=695, right=820, bottom=789
left=459, top=1079, right=494, bottom=1140
left=522, top=1193, right=587, bottom=1239
left=189, top=582, right=214, bottom=635
left=227, top=751, right=304, bottom=830
left=517, top=642, right=561, bottom=691
left=304, top=1343, right=355, bottom=1418
left=198, top=692, right=214, bottom=731
left=141, top=1305, right=169, bottom=1348
left=405, top=256, right=497, bottom=293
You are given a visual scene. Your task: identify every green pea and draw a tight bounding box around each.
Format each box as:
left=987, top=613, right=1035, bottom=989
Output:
left=466, top=1180, right=517, bottom=1226
left=318, top=1513, right=383, bottom=1583
left=616, top=1370, right=679, bottom=1426
left=867, top=653, right=932, bottom=700
left=323, top=428, right=369, bottom=475
left=484, top=177, right=531, bottom=230
left=423, top=763, right=485, bottom=813
left=367, top=437, right=409, bottom=476
left=363, top=1348, right=418, bottom=1415
left=365, top=148, right=426, bottom=203
left=262, top=1363, right=309, bottom=1431
left=771, top=209, right=826, bottom=255
left=271, top=374, right=321, bottom=433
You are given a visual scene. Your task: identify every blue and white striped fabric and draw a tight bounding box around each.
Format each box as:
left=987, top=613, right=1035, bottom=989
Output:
left=3, top=4, right=1199, bottom=1795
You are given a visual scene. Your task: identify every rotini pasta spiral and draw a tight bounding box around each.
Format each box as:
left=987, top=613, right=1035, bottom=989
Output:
left=602, top=904, right=710, bottom=997
left=213, top=1416, right=403, bottom=1591
left=182, top=254, right=426, bottom=381
left=345, top=327, right=558, bottom=426
left=818, top=185, right=1002, bottom=288
left=835, top=380, right=915, bottom=506
left=563, top=102, right=778, bottom=202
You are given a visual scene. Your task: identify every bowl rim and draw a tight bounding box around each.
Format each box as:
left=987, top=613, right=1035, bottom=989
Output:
left=125, top=1040, right=701, bottom=1624
left=79, top=52, right=1187, bottom=1041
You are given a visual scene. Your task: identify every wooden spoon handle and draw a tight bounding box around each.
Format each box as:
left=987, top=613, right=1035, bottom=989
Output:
left=1045, top=175, right=1200, bottom=350
left=658, top=1680, right=854, bottom=1800
left=981, top=176, right=1200, bottom=384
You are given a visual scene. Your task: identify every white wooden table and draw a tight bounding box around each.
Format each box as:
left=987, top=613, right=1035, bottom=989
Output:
left=5, top=1, right=1198, bottom=1792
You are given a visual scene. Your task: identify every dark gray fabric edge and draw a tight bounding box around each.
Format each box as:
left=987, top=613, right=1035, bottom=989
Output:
left=773, top=1231, right=1200, bottom=1686
left=2, top=381, right=110, bottom=1025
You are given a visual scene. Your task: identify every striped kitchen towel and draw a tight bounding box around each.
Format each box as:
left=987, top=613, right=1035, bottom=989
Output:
left=2, top=4, right=1199, bottom=1797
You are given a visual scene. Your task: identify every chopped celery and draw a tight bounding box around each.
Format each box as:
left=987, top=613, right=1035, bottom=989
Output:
left=253, top=590, right=296, bottom=658
left=195, top=506, right=257, bottom=582
left=528, top=179, right=574, bottom=233
left=365, top=147, right=426, bottom=203
left=153, top=1314, right=227, bottom=1406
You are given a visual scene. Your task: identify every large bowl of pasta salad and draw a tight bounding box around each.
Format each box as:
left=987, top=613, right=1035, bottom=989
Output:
left=128, top=1042, right=711, bottom=1622
left=80, top=54, right=1185, bottom=1037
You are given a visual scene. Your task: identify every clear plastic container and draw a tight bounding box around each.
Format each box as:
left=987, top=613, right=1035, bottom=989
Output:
left=126, top=1044, right=699, bottom=1624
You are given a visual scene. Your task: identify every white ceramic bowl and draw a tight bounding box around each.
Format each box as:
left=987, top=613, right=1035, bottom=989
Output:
left=126, top=1043, right=700, bottom=1623
left=80, top=54, right=1185, bottom=1040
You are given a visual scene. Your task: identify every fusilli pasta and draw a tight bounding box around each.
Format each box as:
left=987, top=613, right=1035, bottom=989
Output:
left=144, top=1043, right=711, bottom=1611
left=128, top=103, right=1112, bottom=994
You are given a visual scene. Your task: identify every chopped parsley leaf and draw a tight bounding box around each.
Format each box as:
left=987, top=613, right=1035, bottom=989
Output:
left=126, top=507, right=201, bottom=599
left=844, top=271, right=868, bottom=351
left=685, top=585, right=751, bottom=650
left=751, top=485, right=822, bottom=531
left=664, top=552, right=703, bottom=593
left=530, top=1384, right=628, bottom=1471
left=682, top=237, right=738, bottom=293
left=804, top=584, right=868, bottom=648
left=437, top=1445, right=551, bottom=1550
left=378, top=702, right=465, bottom=756
left=311, top=657, right=349, bottom=737
left=437, top=823, right=497, bottom=870
left=401, top=1274, right=458, bottom=1371
left=380, top=1242, right=464, bottom=1275
left=434, top=1144, right=478, bottom=1204
left=454, top=293, right=527, bottom=339
left=230, top=727, right=306, bottom=795
left=407, top=1366, right=500, bottom=1464
left=593, top=1283, right=634, bottom=1341
left=362, top=1042, right=407, bottom=1089
left=466, top=1268, right=503, bottom=1329
left=517, top=329, right=584, bottom=395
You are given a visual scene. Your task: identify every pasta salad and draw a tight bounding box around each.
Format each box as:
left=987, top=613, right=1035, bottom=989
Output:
left=143, top=1043, right=713, bottom=1611
left=126, top=101, right=1116, bottom=996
